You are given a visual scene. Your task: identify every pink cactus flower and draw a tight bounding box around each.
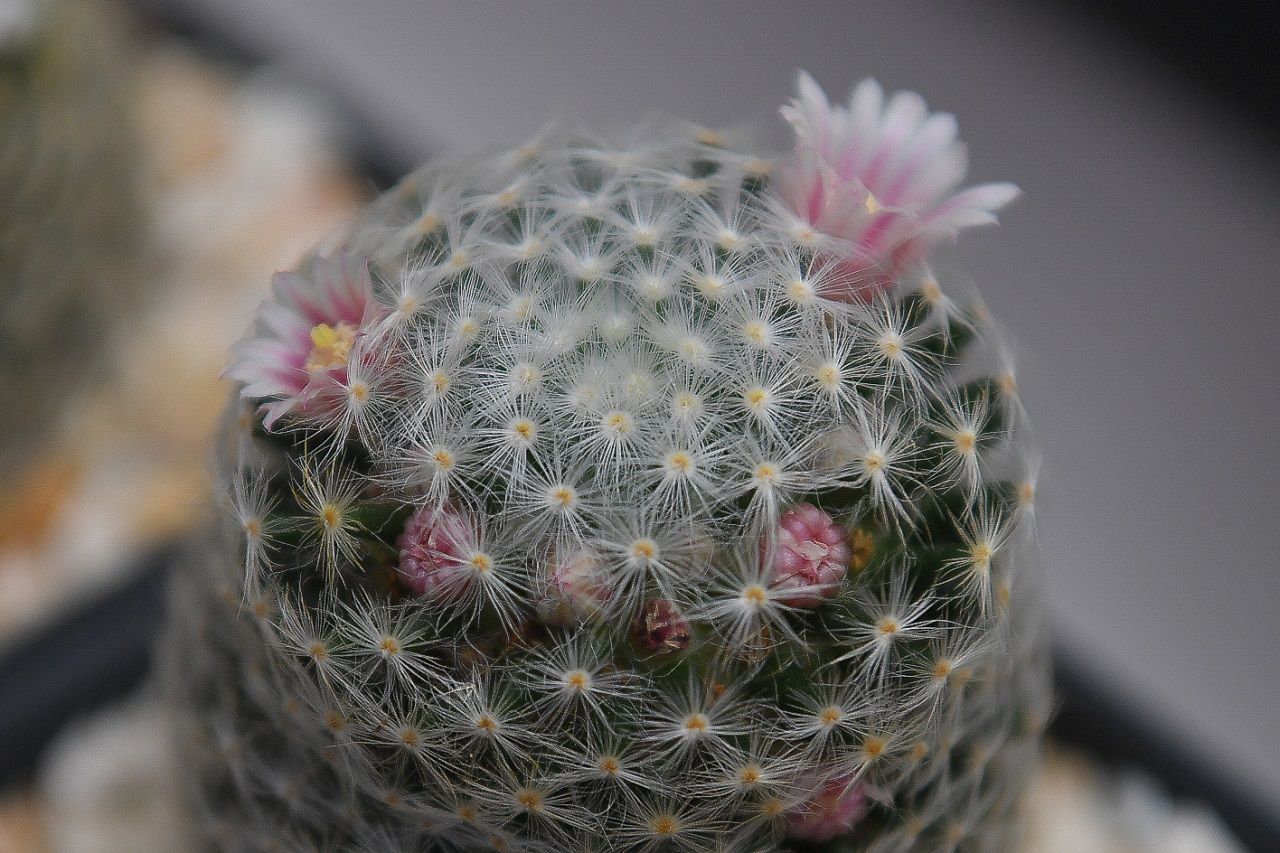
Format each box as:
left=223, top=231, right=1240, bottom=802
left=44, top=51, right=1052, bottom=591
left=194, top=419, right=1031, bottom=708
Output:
left=227, top=253, right=389, bottom=429
left=766, top=503, right=852, bottom=607
left=396, top=504, right=474, bottom=598
left=787, top=775, right=871, bottom=842
left=776, top=72, right=1019, bottom=300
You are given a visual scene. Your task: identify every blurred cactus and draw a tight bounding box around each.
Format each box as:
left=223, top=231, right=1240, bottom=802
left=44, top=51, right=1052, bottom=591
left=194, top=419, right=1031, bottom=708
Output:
left=166, top=73, right=1051, bottom=851
left=0, top=0, right=144, bottom=474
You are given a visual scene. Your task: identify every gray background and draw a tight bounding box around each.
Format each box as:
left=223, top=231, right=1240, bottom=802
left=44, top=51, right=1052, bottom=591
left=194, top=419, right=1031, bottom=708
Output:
left=158, top=0, right=1280, bottom=810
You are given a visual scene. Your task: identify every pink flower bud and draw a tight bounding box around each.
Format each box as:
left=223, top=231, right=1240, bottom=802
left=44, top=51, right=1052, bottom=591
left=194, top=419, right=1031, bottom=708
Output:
left=787, top=775, right=870, bottom=842
left=766, top=503, right=852, bottom=607
left=547, top=549, right=611, bottom=616
left=396, top=504, right=473, bottom=597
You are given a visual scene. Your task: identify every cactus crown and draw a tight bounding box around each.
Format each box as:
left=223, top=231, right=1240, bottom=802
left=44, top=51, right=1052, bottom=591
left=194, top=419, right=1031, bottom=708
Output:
left=178, top=73, right=1050, bottom=852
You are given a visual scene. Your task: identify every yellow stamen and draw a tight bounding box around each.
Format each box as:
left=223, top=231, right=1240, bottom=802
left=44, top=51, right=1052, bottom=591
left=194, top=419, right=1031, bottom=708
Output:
left=305, top=322, right=358, bottom=373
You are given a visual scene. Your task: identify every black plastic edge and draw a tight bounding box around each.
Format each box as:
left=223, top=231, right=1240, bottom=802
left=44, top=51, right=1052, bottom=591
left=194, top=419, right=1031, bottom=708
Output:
left=1052, top=651, right=1280, bottom=851
left=0, top=545, right=173, bottom=792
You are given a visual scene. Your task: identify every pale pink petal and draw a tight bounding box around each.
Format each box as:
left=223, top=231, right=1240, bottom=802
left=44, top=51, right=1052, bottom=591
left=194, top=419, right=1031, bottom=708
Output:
left=773, top=73, right=1019, bottom=284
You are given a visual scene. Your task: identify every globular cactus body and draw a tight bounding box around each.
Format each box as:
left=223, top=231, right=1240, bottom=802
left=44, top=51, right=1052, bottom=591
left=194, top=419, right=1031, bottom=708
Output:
left=167, top=72, right=1051, bottom=852
left=0, top=0, right=143, bottom=472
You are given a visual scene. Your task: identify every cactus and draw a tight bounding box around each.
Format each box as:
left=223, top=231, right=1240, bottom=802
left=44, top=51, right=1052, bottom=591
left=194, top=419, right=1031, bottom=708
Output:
left=0, top=0, right=145, bottom=474
left=166, top=72, right=1051, bottom=852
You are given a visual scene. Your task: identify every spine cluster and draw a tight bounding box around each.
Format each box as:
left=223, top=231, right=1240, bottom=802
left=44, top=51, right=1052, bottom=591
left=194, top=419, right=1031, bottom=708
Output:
left=167, top=73, right=1051, bottom=852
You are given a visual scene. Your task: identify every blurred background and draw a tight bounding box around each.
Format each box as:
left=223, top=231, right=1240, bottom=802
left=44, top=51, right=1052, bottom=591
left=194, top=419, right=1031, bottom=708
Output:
left=0, top=0, right=1275, bottom=850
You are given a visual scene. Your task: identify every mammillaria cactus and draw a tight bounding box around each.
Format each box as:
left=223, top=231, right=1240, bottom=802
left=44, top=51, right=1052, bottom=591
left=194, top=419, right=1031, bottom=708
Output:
left=0, top=0, right=144, bottom=474
left=166, top=72, right=1051, bottom=851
